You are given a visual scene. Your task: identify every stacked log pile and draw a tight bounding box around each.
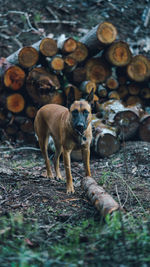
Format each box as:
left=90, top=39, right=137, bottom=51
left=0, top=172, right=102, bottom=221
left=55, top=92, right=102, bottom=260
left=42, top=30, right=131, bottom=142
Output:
left=0, top=21, right=150, bottom=155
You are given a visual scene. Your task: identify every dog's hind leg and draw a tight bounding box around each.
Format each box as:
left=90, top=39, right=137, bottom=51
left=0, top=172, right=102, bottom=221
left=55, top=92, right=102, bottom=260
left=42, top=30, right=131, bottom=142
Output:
left=38, top=134, right=54, bottom=178
left=54, top=143, right=63, bottom=180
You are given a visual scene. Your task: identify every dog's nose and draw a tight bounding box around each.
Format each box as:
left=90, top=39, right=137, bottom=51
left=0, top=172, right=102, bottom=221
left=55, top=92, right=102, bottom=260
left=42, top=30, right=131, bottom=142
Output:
left=76, top=123, right=84, bottom=133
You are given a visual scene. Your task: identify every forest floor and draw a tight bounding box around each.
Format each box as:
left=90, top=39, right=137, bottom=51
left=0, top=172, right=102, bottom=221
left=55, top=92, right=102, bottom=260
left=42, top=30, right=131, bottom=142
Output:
left=0, top=1, right=150, bottom=266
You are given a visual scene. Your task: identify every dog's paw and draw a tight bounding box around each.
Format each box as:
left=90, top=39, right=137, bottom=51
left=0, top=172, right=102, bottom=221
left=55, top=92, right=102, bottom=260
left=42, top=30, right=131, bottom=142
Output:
left=55, top=172, right=64, bottom=180
left=66, top=184, right=75, bottom=194
left=42, top=171, right=54, bottom=178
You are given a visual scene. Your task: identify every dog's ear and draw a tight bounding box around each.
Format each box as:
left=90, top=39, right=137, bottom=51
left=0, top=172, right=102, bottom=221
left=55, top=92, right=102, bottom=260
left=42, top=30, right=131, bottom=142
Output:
left=85, top=88, right=94, bottom=104
left=66, top=86, right=75, bottom=109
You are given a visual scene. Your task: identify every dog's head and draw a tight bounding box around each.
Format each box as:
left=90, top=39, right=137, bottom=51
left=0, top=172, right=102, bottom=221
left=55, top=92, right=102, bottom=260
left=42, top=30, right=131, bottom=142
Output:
left=70, top=100, right=92, bottom=134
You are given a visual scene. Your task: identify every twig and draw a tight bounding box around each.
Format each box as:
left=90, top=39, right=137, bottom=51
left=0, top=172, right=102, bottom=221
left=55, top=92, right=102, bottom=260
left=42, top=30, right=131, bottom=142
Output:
left=40, top=19, right=77, bottom=25
left=0, top=11, right=40, bottom=34
left=0, top=147, right=41, bottom=154
left=46, top=6, right=59, bottom=20
left=144, top=7, right=150, bottom=27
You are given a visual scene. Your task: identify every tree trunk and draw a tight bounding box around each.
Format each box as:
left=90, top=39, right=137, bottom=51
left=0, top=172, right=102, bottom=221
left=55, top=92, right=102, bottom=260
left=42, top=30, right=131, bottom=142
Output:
left=82, top=176, right=120, bottom=217
left=80, top=21, right=117, bottom=55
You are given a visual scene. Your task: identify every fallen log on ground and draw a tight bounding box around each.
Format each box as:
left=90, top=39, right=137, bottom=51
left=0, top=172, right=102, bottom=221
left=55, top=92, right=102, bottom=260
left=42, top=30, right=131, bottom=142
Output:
left=82, top=176, right=120, bottom=217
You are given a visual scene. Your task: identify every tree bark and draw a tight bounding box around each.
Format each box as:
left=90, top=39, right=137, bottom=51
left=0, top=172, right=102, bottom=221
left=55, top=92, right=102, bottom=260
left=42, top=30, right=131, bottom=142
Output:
left=92, top=114, right=120, bottom=157
left=139, top=114, right=150, bottom=142
left=82, top=176, right=120, bottom=217
left=80, top=21, right=117, bottom=55
left=26, top=67, right=63, bottom=105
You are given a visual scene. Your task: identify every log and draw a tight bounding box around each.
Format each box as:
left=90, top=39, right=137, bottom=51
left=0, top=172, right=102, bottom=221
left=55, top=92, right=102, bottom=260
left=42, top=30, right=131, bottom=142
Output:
left=4, top=65, right=25, bottom=90
left=6, top=40, right=41, bottom=65
left=64, top=84, right=82, bottom=106
left=49, top=54, right=64, bottom=71
left=69, top=42, right=88, bottom=62
left=80, top=81, right=97, bottom=94
left=26, top=106, right=37, bottom=118
left=73, top=67, right=86, bottom=83
left=5, top=123, right=18, bottom=136
left=106, top=75, right=119, bottom=90
left=127, top=55, right=150, bottom=82
left=18, top=46, right=39, bottom=68
left=97, top=84, right=108, bottom=98
left=39, top=37, right=58, bottom=57
left=82, top=176, right=120, bottom=216
left=127, top=82, right=140, bottom=95
left=80, top=21, right=117, bottom=55
left=20, top=119, right=34, bottom=134
left=92, top=114, right=120, bottom=157
left=57, top=35, right=77, bottom=53
left=117, top=85, right=128, bottom=99
left=114, top=106, right=140, bottom=140
left=0, top=109, right=8, bottom=126
left=97, top=99, right=141, bottom=140
left=6, top=93, right=25, bottom=113
left=140, top=87, right=150, bottom=99
left=125, top=96, right=143, bottom=107
left=64, top=56, right=77, bottom=72
left=108, top=90, right=120, bottom=100
left=26, top=67, right=63, bottom=105
left=106, top=41, right=132, bottom=67
left=139, top=114, right=150, bottom=142
left=85, top=57, right=111, bottom=83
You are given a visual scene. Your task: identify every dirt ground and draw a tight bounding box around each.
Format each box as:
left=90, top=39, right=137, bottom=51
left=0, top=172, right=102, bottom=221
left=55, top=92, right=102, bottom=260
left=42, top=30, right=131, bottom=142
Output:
left=0, top=0, right=150, bottom=223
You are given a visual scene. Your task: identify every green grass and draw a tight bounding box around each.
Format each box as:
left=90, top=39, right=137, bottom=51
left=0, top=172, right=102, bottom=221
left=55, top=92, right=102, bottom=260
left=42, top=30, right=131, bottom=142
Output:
left=0, top=210, right=150, bottom=267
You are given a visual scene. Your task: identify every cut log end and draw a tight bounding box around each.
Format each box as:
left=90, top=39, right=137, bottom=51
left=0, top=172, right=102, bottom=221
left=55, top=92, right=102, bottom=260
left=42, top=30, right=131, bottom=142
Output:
left=97, top=22, right=117, bottom=45
left=4, top=66, right=25, bottom=90
left=63, top=37, right=77, bottom=53
left=127, top=55, right=150, bottom=82
left=6, top=93, right=25, bottom=113
left=51, top=56, right=64, bottom=71
left=40, top=38, right=58, bottom=57
left=86, top=59, right=111, bottom=83
left=107, top=41, right=132, bottom=67
left=18, top=47, right=39, bottom=68
left=69, top=42, right=88, bottom=62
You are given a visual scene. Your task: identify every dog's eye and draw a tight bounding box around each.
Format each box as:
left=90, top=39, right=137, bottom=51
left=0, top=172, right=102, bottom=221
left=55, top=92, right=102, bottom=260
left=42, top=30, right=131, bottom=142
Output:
left=72, top=109, right=79, bottom=116
left=83, top=109, right=89, bottom=116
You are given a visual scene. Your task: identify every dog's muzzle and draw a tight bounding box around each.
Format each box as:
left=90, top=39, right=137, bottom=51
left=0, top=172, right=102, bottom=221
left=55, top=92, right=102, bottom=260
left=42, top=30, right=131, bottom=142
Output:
left=75, top=122, right=85, bottom=134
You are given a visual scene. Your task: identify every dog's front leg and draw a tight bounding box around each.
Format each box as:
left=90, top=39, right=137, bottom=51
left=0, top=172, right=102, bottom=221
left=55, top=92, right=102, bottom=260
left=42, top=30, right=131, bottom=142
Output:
left=63, top=149, right=75, bottom=194
left=82, top=145, right=91, bottom=177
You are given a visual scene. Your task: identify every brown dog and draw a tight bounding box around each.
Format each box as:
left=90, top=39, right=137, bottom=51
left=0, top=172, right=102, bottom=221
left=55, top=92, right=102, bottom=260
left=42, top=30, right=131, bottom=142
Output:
left=34, top=99, right=92, bottom=193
